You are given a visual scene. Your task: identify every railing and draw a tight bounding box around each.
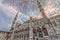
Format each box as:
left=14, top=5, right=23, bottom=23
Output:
left=29, top=35, right=60, bottom=40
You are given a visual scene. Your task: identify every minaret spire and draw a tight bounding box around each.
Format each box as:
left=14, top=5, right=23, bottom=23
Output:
left=11, top=12, right=19, bottom=30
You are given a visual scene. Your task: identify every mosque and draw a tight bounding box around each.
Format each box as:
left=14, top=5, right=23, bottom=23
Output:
left=9, top=14, right=60, bottom=40
left=0, top=0, right=60, bottom=40
left=8, top=0, right=60, bottom=40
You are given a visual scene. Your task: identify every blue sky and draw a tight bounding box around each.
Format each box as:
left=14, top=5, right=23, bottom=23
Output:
left=0, top=0, right=60, bottom=32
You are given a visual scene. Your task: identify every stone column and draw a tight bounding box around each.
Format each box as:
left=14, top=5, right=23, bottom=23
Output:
left=22, top=32, right=25, bottom=40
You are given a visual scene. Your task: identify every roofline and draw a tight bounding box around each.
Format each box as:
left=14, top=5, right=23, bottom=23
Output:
left=49, top=14, right=60, bottom=19
left=0, top=30, right=10, bottom=33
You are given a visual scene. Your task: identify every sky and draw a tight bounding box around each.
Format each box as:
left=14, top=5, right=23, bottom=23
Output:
left=0, top=0, right=60, bottom=31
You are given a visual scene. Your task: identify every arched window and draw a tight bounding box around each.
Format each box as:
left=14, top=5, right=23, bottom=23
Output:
left=42, top=27, right=48, bottom=36
left=33, top=28, right=37, bottom=36
left=37, top=27, right=43, bottom=37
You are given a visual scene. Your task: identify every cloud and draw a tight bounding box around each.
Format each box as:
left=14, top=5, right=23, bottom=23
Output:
left=17, top=13, right=30, bottom=23
left=6, top=6, right=17, bottom=15
left=0, top=0, right=60, bottom=31
left=0, top=3, right=18, bottom=16
left=0, top=2, right=22, bottom=19
left=35, top=15, right=43, bottom=19
left=0, top=1, right=21, bottom=31
left=44, top=6, right=56, bottom=18
left=2, top=0, right=60, bottom=18
left=44, top=0, right=60, bottom=18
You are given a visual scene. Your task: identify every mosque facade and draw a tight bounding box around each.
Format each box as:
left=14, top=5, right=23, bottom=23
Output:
left=9, top=15, right=60, bottom=40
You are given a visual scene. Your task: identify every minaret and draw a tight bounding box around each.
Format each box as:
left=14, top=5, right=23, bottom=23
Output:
left=10, top=12, right=18, bottom=31
left=37, top=0, right=47, bottom=19
left=10, top=12, right=19, bottom=40
left=37, top=0, right=56, bottom=35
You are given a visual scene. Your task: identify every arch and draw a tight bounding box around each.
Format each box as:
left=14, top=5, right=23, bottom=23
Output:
left=42, top=23, right=49, bottom=36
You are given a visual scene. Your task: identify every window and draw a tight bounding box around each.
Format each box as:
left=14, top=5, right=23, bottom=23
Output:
left=52, top=21, right=57, bottom=27
left=37, top=27, right=43, bottom=37
left=42, top=27, right=48, bottom=36
left=33, top=28, right=37, bottom=36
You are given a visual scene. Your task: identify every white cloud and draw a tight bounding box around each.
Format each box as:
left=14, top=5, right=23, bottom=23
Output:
left=0, top=3, right=21, bottom=17
left=44, top=0, right=60, bottom=18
